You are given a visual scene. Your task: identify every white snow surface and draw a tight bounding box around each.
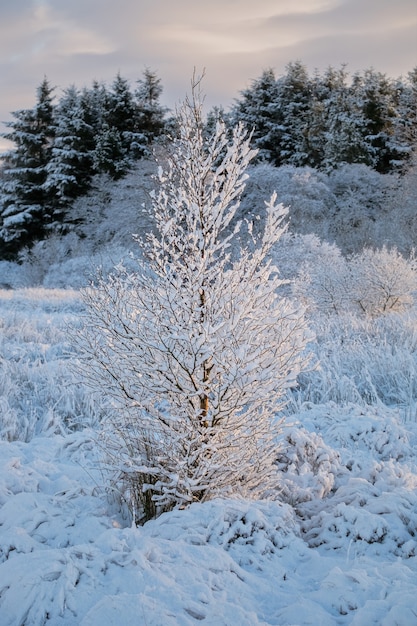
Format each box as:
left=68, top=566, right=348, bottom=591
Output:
left=1, top=291, right=417, bottom=625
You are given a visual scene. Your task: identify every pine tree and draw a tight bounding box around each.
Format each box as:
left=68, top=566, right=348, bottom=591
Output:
left=106, top=73, right=139, bottom=150
left=86, top=74, right=136, bottom=177
left=92, top=123, right=130, bottom=179
left=77, top=80, right=310, bottom=522
left=89, top=71, right=167, bottom=174
left=232, top=68, right=283, bottom=164
left=232, top=63, right=314, bottom=167
left=134, top=68, right=167, bottom=153
left=352, top=69, right=403, bottom=173
left=0, top=77, right=55, bottom=257
left=82, top=81, right=109, bottom=135
left=276, top=61, right=312, bottom=167
left=45, top=85, right=95, bottom=209
left=393, top=68, right=417, bottom=169
left=319, top=67, right=370, bottom=169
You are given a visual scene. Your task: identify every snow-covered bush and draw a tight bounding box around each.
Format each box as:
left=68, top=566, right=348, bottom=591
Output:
left=327, top=163, right=396, bottom=253
left=350, top=246, right=417, bottom=316
left=238, top=162, right=410, bottom=256
left=293, top=245, right=351, bottom=314
left=240, top=163, right=334, bottom=239
left=76, top=84, right=311, bottom=522
left=42, top=245, right=140, bottom=289
left=328, top=163, right=391, bottom=216
left=302, top=455, right=417, bottom=559
left=295, top=244, right=417, bottom=317
left=17, top=233, right=85, bottom=286
left=270, top=232, right=341, bottom=284
left=0, top=261, right=29, bottom=289
left=295, top=403, right=414, bottom=464
left=276, top=426, right=341, bottom=506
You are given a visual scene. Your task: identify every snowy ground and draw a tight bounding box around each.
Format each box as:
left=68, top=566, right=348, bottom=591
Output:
left=1, top=289, right=417, bottom=625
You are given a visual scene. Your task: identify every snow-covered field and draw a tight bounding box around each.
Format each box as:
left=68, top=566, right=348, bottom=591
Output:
left=0, top=287, right=416, bottom=625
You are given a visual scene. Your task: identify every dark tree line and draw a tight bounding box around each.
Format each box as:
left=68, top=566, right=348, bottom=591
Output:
left=229, top=62, right=417, bottom=173
left=0, top=70, right=167, bottom=258
left=1, top=62, right=416, bottom=259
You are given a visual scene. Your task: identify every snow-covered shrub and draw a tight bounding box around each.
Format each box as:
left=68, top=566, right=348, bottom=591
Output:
left=67, top=160, right=157, bottom=250
left=76, top=85, right=311, bottom=522
left=239, top=163, right=402, bottom=256
left=17, top=232, right=85, bottom=286
left=303, top=463, right=417, bottom=559
left=349, top=246, right=417, bottom=316
left=295, top=403, right=413, bottom=464
left=293, top=245, right=351, bottom=314
left=276, top=426, right=341, bottom=506
left=270, top=232, right=341, bottom=283
left=201, top=500, right=300, bottom=570
left=295, top=245, right=417, bottom=317
left=148, top=498, right=301, bottom=570
left=329, top=163, right=391, bottom=215
left=43, top=245, right=140, bottom=289
left=0, top=261, right=31, bottom=289
left=327, top=163, right=396, bottom=253
left=239, top=163, right=334, bottom=239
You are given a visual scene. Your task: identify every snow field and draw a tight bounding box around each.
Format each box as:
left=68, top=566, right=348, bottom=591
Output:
left=0, top=289, right=416, bottom=625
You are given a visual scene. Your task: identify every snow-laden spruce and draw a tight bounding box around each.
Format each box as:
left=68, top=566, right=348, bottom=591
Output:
left=77, top=83, right=311, bottom=521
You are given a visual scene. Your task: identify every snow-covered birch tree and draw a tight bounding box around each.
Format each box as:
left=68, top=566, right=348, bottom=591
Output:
left=78, top=81, right=311, bottom=522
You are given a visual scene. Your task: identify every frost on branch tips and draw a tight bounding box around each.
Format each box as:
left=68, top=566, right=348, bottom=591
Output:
left=77, top=79, right=311, bottom=522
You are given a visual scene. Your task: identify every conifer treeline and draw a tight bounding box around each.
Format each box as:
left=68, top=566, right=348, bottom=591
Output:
left=1, top=62, right=416, bottom=258
left=0, top=70, right=166, bottom=257
left=230, top=62, right=417, bottom=173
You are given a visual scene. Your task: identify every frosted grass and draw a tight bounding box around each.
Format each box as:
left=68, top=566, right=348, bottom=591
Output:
left=0, top=288, right=102, bottom=441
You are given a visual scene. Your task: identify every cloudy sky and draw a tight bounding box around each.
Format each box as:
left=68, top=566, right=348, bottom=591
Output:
left=0, top=0, right=416, bottom=152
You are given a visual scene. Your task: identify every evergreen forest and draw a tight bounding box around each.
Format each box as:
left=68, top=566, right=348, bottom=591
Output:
left=0, top=61, right=416, bottom=260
